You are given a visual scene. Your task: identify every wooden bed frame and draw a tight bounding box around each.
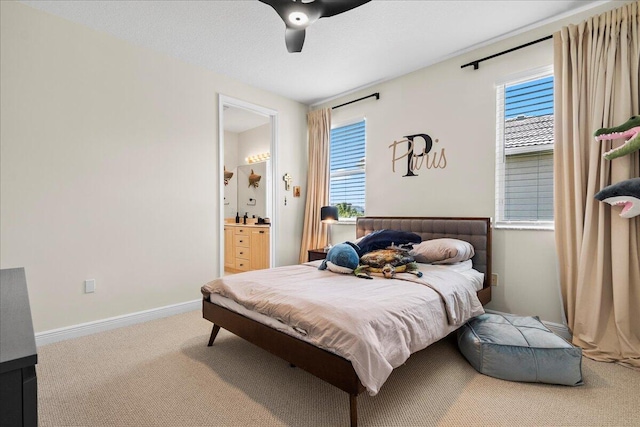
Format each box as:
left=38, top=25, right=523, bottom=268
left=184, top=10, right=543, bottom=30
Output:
left=203, top=217, right=492, bottom=426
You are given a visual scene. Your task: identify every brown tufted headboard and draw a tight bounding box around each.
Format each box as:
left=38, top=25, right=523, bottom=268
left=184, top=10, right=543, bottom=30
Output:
left=356, top=216, right=492, bottom=305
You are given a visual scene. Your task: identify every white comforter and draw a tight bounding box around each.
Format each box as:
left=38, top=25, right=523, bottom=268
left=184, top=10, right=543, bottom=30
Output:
left=201, top=262, right=484, bottom=395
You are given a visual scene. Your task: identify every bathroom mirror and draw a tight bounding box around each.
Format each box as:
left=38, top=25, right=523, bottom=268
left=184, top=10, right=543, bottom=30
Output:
left=224, top=162, right=269, bottom=219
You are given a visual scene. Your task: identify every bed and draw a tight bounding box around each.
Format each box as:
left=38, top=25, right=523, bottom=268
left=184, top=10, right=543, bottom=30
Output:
left=201, top=216, right=492, bottom=426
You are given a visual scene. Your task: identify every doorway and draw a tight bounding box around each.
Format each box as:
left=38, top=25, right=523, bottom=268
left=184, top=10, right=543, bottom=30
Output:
left=218, top=95, right=278, bottom=275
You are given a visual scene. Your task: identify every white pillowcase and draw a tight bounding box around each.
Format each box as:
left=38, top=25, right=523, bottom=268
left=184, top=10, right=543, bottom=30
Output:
left=409, top=238, right=475, bottom=264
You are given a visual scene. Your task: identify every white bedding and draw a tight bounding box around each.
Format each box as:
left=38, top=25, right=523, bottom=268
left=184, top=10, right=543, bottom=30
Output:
left=202, top=261, right=484, bottom=395
left=416, top=260, right=485, bottom=291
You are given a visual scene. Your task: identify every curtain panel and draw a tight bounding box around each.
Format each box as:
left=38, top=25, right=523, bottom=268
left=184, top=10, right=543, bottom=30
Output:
left=298, top=108, right=331, bottom=263
left=554, top=1, right=639, bottom=368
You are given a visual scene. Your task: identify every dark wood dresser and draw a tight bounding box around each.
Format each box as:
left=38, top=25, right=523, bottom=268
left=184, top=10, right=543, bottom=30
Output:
left=0, top=268, right=38, bottom=427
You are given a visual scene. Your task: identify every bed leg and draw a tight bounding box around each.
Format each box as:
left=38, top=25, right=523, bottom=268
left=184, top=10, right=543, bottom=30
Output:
left=349, top=394, right=358, bottom=427
left=207, top=324, right=221, bottom=346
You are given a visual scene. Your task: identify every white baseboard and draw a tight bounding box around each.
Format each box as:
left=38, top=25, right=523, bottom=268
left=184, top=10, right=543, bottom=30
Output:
left=35, top=299, right=201, bottom=346
left=484, top=309, right=572, bottom=341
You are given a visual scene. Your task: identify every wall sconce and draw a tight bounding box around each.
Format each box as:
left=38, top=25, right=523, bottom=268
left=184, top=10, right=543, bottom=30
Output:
left=321, top=205, right=339, bottom=252
left=246, top=152, right=270, bottom=164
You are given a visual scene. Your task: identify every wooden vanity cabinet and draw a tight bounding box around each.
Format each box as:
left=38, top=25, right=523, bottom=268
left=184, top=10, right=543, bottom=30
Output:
left=249, top=228, right=270, bottom=270
left=224, top=227, right=235, bottom=271
left=224, top=224, right=270, bottom=273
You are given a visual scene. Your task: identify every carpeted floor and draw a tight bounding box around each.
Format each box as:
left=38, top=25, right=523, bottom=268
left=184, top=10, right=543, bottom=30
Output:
left=37, top=310, right=640, bottom=426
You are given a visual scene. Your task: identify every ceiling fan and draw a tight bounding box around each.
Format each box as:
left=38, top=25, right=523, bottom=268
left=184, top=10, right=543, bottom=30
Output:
left=258, top=0, right=371, bottom=53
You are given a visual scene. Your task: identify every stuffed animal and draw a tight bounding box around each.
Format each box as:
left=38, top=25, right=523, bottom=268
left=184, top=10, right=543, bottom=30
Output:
left=354, top=247, right=423, bottom=279
left=318, top=242, right=362, bottom=275
left=224, top=166, right=233, bottom=186
left=594, top=115, right=640, bottom=160
left=594, top=116, right=640, bottom=219
left=354, top=229, right=421, bottom=256
left=248, top=169, right=262, bottom=188
left=318, top=242, right=424, bottom=280
left=594, top=178, right=640, bottom=219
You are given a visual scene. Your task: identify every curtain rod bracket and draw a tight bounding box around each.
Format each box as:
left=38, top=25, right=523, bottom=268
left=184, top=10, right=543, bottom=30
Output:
left=332, top=92, right=380, bottom=110
left=461, top=35, right=552, bottom=70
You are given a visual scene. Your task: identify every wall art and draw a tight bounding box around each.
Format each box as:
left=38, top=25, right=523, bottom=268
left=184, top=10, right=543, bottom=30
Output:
left=388, top=133, right=447, bottom=177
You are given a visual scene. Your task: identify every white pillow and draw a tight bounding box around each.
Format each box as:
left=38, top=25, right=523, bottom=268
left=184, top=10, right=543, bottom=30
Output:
left=409, top=238, right=475, bottom=264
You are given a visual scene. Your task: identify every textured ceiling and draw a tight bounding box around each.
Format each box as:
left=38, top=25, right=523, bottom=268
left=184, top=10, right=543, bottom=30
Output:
left=22, top=0, right=607, bottom=105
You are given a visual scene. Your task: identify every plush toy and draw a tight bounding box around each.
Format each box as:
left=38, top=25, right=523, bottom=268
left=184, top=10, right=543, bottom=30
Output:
left=594, top=178, right=640, bottom=219
left=354, top=247, right=423, bottom=279
left=224, top=166, right=233, bottom=186
left=354, top=229, right=421, bottom=256
left=318, top=242, right=361, bottom=275
left=594, top=115, right=640, bottom=160
left=248, top=169, right=262, bottom=188
left=319, top=242, right=424, bottom=280
left=593, top=116, right=640, bottom=219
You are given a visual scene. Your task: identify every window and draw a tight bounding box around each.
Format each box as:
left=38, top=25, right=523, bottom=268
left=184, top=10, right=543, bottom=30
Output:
left=329, top=119, right=366, bottom=220
left=496, top=68, right=554, bottom=229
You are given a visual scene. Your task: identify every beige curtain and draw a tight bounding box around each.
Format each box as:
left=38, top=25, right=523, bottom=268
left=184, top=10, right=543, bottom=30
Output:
left=299, top=108, right=331, bottom=263
left=554, top=1, right=640, bottom=369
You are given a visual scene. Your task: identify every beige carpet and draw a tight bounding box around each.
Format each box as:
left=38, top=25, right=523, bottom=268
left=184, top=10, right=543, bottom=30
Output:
left=37, top=310, right=640, bottom=426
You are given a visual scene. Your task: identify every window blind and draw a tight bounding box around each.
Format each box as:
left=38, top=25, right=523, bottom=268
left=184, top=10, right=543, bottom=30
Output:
left=504, top=151, right=553, bottom=220
left=329, top=120, right=366, bottom=217
left=495, top=71, right=554, bottom=227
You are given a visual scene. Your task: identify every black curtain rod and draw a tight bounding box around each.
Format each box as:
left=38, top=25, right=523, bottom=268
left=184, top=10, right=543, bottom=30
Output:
left=461, top=35, right=553, bottom=70
left=332, top=92, right=380, bottom=110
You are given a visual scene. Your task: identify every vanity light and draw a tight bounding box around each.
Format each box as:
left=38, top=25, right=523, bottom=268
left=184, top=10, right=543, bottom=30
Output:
left=246, top=153, right=271, bottom=164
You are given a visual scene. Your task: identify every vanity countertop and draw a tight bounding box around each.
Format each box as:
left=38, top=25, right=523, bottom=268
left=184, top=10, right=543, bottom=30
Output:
left=224, top=222, right=270, bottom=228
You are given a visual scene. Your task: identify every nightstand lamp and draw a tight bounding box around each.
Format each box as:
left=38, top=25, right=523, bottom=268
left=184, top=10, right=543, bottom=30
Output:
left=320, top=205, right=339, bottom=252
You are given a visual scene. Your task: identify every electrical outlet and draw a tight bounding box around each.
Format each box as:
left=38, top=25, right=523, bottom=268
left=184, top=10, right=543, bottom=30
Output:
left=491, top=273, right=498, bottom=286
left=84, top=279, right=96, bottom=293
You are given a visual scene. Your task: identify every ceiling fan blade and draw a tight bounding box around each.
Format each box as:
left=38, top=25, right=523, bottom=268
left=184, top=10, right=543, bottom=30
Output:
left=285, top=28, right=306, bottom=53
left=259, top=0, right=367, bottom=52
left=320, top=0, right=371, bottom=17
left=258, top=0, right=292, bottom=22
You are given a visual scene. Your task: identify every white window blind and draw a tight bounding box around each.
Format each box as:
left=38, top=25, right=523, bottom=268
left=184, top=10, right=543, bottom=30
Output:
left=329, top=119, right=366, bottom=219
left=504, top=151, right=554, bottom=220
left=496, top=69, right=554, bottom=229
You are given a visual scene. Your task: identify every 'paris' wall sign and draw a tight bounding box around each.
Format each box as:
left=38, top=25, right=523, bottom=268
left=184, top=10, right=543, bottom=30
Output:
left=389, top=133, right=447, bottom=177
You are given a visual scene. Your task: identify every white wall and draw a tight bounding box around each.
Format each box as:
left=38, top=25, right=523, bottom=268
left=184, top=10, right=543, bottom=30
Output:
left=238, top=124, right=271, bottom=164
left=223, top=131, right=240, bottom=171
left=0, top=1, right=308, bottom=332
left=319, top=1, right=627, bottom=325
